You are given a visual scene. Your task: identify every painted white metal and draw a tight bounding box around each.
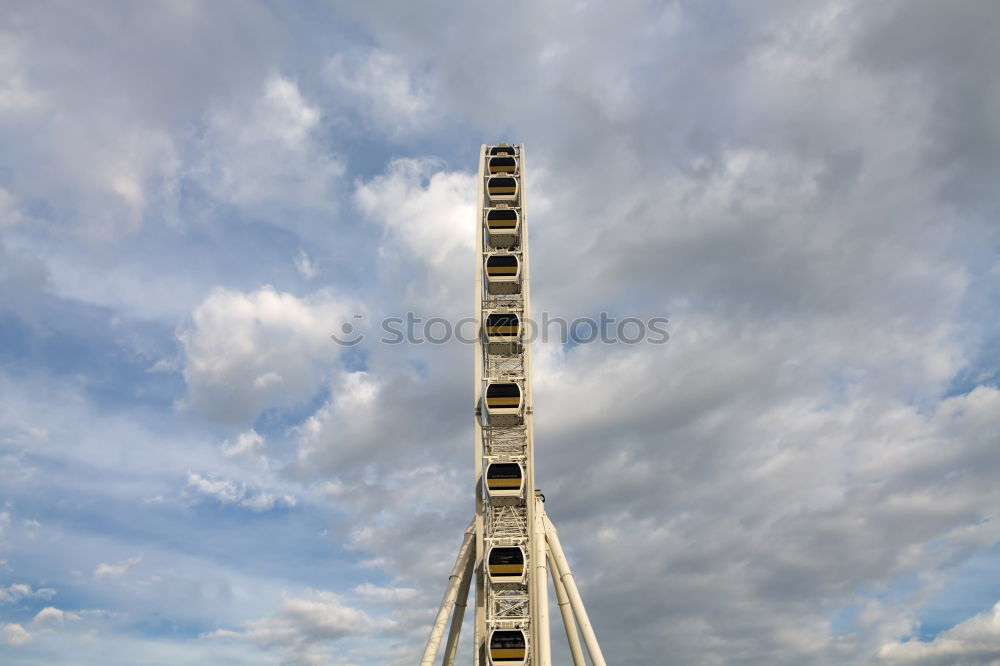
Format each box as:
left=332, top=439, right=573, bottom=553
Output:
left=533, top=497, right=551, bottom=666
left=473, top=145, right=488, bottom=666
left=421, top=143, right=606, bottom=665
left=517, top=145, right=539, bottom=666
left=420, top=521, right=476, bottom=666
left=543, top=514, right=607, bottom=666
left=478, top=144, right=536, bottom=664
left=443, top=552, right=475, bottom=666
left=548, top=545, right=586, bottom=666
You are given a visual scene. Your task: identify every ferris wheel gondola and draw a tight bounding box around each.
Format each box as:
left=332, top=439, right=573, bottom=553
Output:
left=485, top=461, right=525, bottom=502
left=487, top=545, right=526, bottom=585
left=488, top=155, right=518, bottom=174
left=488, top=629, right=527, bottom=665
left=485, top=253, right=521, bottom=294
left=485, top=207, right=519, bottom=249
left=483, top=381, right=523, bottom=426
left=487, top=176, right=518, bottom=202
left=483, top=310, right=521, bottom=354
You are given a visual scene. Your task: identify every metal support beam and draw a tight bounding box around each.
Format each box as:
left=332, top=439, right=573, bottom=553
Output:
left=472, top=144, right=488, bottom=666
left=543, top=513, right=607, bottom=666
left=533, top=495, right=551, bottom=666
left=420, top=521, right=476, bottom=666
left=548, top=545, right=586, bottom=666
left=442, top=547, right=475, bottom=666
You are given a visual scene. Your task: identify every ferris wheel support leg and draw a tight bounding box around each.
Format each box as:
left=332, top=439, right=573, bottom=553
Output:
left=419, top=520, right=476, bottom=666
left=533, top=497, right=552, bottom=666
left=441, top=547, right=475, bottom=666
left=543, top=513, right=607, bottom=666
left=547, top=544, right=586, bottom=666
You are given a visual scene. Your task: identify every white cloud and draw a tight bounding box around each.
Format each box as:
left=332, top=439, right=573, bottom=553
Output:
left=353, top=583, right=419, bottom=604
left=0, top=21, right=178, bottom=239
left=21, top=518, right=41, bottom=541
left=178, top=285, right=351, bottom=424
left=186, top=473, right=243, bottom=504
left=354, top=158, right=475, bottom=310
left=1, top=622, right=30, bottom=646
left=94, top=555, right=142, bottom=579
left=203, top=590, right=375, bottom=665
left=222, top=429, right=267, bottom=464
left=192, top=76, right=343, bottom=212
left=0, top=39, right=44, bottom=114
left=239, top=491, right=297, bottom=513
left=0, top=240, right=50, bottom=321
left=295, top=388, right=469, bottom=581
left=294, top=371, right=380, bottom=471
left=0, top=583, right=57, bottom=604
left=33, top=606, right=80, bottom=629
left=356, top=158, right=474, bottom=266
left=879, top=601, right=1000, bottom=665
left=186, top=472, right=296, bottom=512
left=0, top=186, right=27, bottom=228
left=0, top=0, right=290, bottom=242
left=294, top=249, right=319, bottom=279
left=324, top=49, right=436, bottom=136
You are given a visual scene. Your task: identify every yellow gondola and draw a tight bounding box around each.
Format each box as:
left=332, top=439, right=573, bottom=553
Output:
left=487, top=545, right=526, bottom=584
left=487, top=176, right=518, bottom=202
left=490, top=145, right=517, bottom=156
left=485, top=461, right=524, bottom=501
left=484, top=311, right=521, bottom=354
left=489, top=629, right=527, bottom=665
left=485, top=253, right=520, bottom=294
left=485, top=207, right=519, bottom=249
left=484, top=382, right=522, bottom=426
left=488, top=155, right=517, bottom=174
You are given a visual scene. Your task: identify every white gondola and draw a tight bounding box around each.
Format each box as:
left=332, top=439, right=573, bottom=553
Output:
left=485, top=460, right=525, bottom=502
left=485, top=206, right=519, bottom=249
left=487, top=175, right=518, bottom=202
left=488, top=155, right=517, bottom=174
left=483, top=310, right=521, bottom=354
left=484, top=252, right=520, bottom=294
left=487, top=544, right=526, bottom=585
left=488, top=628, right=527, bottom=666
left=484, top=381, right=523, bottom=426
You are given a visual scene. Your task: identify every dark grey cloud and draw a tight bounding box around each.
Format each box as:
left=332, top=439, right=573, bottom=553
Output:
left=291, top=2, right=1000, bottom=664
left=853, top=0, right=1000, bottom=212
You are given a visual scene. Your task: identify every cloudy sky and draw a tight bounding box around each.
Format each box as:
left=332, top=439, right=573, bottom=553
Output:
left=1, top=1, right=999, bottom=664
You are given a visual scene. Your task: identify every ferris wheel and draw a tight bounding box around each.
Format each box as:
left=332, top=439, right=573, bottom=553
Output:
left=419, top=145, right=608, bottom=666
